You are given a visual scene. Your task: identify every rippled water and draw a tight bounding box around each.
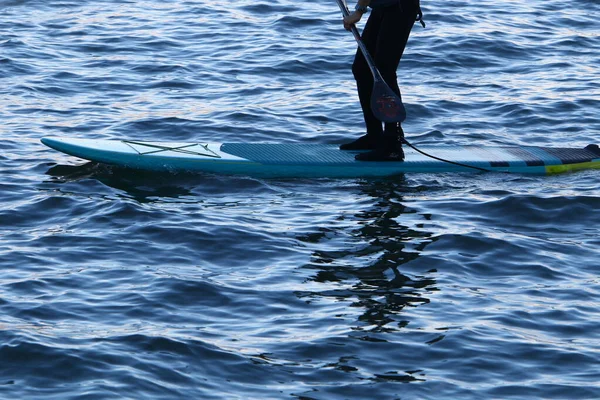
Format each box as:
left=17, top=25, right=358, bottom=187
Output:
left=1, top=0, right=599, bottom=399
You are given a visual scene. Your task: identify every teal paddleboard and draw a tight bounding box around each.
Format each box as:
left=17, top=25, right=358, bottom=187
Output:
left=41, top=137, right=600, bottom=178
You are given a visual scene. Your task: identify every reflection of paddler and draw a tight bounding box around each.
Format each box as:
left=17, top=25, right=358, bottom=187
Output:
left=301, top=179, right=435, bottom=332
left=340, top=0, right=425, bottom=162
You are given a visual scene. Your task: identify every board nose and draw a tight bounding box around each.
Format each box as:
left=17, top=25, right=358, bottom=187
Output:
left=41, top=137, right=63, bottom=150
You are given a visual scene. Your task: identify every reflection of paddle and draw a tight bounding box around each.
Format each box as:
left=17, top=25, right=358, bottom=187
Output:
left=334, top=0, right=406, bottom=123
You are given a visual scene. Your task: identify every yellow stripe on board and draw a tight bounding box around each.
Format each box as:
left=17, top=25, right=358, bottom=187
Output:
left=545, top=160, right=600, bottom=175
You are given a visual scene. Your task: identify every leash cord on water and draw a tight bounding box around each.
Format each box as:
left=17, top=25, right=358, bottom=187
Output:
left=401, top=138, right=493, bottom=173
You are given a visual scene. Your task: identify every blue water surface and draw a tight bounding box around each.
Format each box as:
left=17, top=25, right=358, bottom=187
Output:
left=1, top=1, right=599, bottom=399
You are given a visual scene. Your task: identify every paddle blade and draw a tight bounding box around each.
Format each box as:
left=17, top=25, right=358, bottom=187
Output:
left=370, top=81, right=406, bottom=123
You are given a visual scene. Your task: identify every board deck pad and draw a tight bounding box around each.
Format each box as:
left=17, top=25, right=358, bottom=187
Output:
left=41, top=137, right=600, bottom=178
left=221, top=143, right=357, bottom=164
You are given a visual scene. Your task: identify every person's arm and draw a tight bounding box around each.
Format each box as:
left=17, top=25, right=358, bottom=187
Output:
left=343, top=0, right=370, bottom=30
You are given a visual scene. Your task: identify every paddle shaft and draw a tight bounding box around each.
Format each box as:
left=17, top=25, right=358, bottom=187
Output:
left=335, top=0, right=384, bottom=83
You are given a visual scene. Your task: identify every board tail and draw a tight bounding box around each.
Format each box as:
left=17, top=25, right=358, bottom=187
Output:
left=585, top=144, right=600, bottom=157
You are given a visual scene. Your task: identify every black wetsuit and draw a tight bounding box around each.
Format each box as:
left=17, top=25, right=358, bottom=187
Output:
left=353, top=0, right=418, bottom=137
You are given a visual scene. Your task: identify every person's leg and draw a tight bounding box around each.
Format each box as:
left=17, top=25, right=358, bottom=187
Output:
left=340, top=8, right=384, bottom=150
left=376, top=0, right=417, bottom=136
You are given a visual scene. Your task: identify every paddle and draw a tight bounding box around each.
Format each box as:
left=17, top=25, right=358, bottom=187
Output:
left=334, top=0, right=407, bottom=123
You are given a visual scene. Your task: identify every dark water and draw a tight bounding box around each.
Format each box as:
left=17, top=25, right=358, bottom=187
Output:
left=1, top=1, right=600, bottom=399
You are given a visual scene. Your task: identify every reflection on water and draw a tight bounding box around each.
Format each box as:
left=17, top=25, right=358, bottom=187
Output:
left=299, top=179, right=438, bottom=338
left=45, top=162, right=196, bottom=201
left=45, top=162, right=105, bottom=183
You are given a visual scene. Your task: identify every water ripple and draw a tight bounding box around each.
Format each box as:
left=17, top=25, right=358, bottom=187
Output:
left=1, top=0, right=600, bottom=399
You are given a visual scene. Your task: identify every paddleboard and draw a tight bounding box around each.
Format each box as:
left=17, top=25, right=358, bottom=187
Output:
left=41, top=137, right=600, bottom=178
